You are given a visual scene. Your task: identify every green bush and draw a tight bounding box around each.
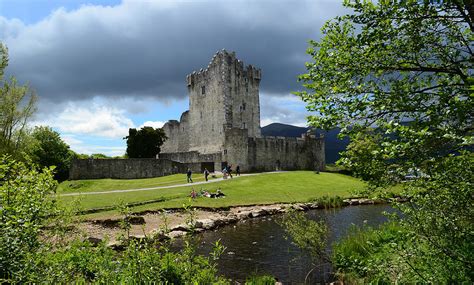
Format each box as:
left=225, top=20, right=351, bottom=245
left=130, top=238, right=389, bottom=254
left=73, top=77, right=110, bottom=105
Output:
left=311, top=195, right=344, bottom=208
left=245, top=274, right=277, bottom=285
left=0, top=155, right=58, bottom=281
left=332, top=222, right=402, bottom=283
left=0, top=155, right=228, bottom=284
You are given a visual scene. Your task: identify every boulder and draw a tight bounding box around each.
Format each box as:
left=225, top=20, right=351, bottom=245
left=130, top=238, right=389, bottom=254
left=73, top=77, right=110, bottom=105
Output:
left=250, top=209, right=267, bottom=218
left=196, top=219, right=216, bottom=230
left=167, top=230, right=187, bottom=239
left=171, top=224, right=190, bottom=232
left=359, top=198, right=374, bottom=205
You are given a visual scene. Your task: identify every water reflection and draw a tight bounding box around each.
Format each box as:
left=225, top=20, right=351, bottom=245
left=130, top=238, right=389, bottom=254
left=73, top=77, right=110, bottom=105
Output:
left=180, top=204, right=396, bottom=283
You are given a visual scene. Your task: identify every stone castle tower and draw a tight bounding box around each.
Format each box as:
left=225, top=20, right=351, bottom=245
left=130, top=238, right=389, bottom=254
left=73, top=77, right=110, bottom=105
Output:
left=161, top=50, right=262, bottom=155
left=160, top=50, right=325, bottom=172
left=187, top=50, right=262, bottom=153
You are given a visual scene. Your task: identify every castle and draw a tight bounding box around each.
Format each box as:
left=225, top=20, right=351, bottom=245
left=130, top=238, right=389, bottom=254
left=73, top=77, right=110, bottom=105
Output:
left=159, top=50, right=325, bottom=173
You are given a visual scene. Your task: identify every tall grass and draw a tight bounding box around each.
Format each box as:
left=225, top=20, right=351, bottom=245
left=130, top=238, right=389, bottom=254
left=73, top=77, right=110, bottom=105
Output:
left=332, top=222, right=403, bottom=283
left=311, top=195, right=344, bottom=208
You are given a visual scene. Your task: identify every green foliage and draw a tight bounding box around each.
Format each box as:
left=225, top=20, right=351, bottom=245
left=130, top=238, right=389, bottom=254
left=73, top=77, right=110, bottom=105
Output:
left=394, top=153, right=474, bottom=282
left=0, top=155, right=58, bottom=281
left=29, top=126, right=74, bottom=181
left=0, top=45, right=37, bottom=159
left=311, top=195, right=344, bottom=208
left=245, top=274, right=277, bottom=285
left=89, top=153, right=111, bottom=159
left=0, top=155, right=228, bottom=283
left=333, top=222, right=404, bottom=283
left=125, top=126, right=167, bottom=158
left=21, top=239, right=228, bottom=284
left=296, top=0, right=473, bottom=282
left=280, top=211, right=328, bottom=261
left=296, top=0, right=472, bottom=185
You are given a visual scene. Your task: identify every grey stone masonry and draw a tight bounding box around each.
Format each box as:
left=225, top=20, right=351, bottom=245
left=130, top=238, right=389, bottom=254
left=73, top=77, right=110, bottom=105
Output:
left=69, top=159, right=187, bottom=180
left=160, top=50, right=325, bottom=173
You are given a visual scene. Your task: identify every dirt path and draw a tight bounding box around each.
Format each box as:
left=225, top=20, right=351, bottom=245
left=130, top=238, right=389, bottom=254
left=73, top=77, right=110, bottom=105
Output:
left=60, top=172, right=282, bottom=197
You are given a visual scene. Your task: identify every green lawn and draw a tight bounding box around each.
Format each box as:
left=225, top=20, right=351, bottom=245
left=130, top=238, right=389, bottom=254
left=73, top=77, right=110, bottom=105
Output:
left=58, top=173, right=220, bottom=193
left=59, top=171, right=366, bottom=218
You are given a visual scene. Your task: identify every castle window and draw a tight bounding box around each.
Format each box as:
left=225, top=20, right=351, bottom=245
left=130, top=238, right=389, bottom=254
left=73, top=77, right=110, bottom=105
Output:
left=242, top=102, right=246, bottom=110
left=243, top=122, right=247, bottom=129
left=223, top=149, right=227, bottom=155
left=201, top=86, right=206, bottom=95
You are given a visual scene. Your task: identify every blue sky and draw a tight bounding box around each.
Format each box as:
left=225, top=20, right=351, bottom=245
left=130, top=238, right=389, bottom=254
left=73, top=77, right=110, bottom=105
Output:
left=0, top=0, right=346, bottom=156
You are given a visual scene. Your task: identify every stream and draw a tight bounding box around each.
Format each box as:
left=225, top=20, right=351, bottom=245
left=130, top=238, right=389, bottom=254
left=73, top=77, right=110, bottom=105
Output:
left=176, top=204, right=396, bottom=283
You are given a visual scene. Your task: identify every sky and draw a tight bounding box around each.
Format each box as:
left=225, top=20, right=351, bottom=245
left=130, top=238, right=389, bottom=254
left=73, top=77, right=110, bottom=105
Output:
left=0, top=0, right=347, bottom=156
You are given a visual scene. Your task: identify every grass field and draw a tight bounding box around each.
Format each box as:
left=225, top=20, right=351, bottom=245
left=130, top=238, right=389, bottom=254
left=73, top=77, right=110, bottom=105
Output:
left=58, top=173, right=220, bottom=193
left=59, top=171, right=367, bottom=218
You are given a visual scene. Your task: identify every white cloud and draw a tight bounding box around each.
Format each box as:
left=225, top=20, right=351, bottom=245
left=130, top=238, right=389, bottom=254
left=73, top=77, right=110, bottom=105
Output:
left=33, top=103, right=134, bottom=139
left=260, top=93, right=310, bottom=127
left=138, top=121, right=165, bottom=129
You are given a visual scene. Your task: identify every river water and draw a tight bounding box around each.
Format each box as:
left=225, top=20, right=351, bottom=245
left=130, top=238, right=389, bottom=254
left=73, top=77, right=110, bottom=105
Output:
left=180, top=204, right=395, bottom=284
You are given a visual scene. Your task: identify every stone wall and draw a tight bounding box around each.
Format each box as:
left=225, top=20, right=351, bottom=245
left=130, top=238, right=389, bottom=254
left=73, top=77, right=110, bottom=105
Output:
left=223, top=127, right=325, bottom=172
left=69, top=158, right=187, bottom=180
left=159, top=151, right=222, bottom=173
left=247, top=135, right=325, bottom=172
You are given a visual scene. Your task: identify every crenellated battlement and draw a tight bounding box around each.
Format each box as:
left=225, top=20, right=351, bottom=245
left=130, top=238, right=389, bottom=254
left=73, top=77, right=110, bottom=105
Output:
left=186, top=49, right=261, bottom=88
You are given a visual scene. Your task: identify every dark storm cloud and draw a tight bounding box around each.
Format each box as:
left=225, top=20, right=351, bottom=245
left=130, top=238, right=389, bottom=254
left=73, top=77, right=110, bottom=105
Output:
left=1, top=0, right=346, bottom=103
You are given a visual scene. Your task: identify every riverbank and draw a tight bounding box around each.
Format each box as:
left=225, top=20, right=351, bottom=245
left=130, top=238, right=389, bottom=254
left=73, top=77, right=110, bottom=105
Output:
left=78, top=197, right=400, bottom=248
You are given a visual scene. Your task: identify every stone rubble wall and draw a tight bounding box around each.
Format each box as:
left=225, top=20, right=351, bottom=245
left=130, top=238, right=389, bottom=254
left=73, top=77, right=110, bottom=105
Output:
left=247, top=135, right=325, bottom=172
left=69, top=158, right=187, bottom=180
left=223, top=127, right=325, bottom=172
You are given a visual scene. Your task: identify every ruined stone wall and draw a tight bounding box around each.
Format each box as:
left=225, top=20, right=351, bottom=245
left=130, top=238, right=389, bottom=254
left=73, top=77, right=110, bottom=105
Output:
left=69, top=159, right=187, bottom=180
left=161, top=111, right=190, bottom=153
left=222, top=128, right=325, bottom=172
left=247, top=135, right=325, bottom=172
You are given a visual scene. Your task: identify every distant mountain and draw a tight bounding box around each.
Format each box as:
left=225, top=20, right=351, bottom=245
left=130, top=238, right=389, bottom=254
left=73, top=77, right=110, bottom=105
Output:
left=261, top=123, right=309, bottom=137
left=261, top=123, right=349, bottom=164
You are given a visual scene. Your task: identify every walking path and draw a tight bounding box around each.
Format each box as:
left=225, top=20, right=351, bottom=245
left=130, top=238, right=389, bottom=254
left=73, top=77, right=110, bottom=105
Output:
left=60, top=172, right=281, bottom=197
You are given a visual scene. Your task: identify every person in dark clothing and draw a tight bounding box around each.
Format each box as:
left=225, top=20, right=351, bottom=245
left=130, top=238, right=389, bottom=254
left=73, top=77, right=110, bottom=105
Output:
left=227, top=165, right=233, bottom=178
left=186, top=168, right=193, bottom=183
left=236, top=165, right=240, bottom=176
left=204, top=168, right=210, bottom=182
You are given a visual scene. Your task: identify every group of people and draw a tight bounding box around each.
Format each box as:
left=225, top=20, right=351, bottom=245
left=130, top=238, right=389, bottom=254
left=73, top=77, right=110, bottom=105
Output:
left=222, top=164, right=240, bottom=179
left=186, top=164, right=240, bottom=183
left=190, top=188, right=225, bottom=199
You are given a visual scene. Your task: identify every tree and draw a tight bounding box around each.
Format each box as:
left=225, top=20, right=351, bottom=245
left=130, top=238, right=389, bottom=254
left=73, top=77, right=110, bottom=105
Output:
left=0, top=156, right=58, bottom=281
left=124, top=126, right=167, bottom=158
left=0, top=44, right=37, bottom=158
left=29, top=126, right=74, bottom=181
left=296, top=0, right=473, bottom=282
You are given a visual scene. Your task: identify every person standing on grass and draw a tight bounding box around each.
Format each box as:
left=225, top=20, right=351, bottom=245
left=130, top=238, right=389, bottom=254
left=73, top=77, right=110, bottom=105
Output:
left=227, top=164, right=233, bottom=178
left=204, top=168, right=210, bottom=182
left=236, top=165, right=240, bottom=176
left=187, top=168, right=193, bottom=183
